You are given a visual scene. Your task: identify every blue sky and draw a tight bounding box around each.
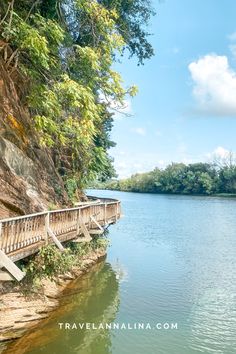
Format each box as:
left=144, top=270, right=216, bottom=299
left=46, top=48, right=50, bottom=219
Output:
left=109, top=0, right=236, bottom=178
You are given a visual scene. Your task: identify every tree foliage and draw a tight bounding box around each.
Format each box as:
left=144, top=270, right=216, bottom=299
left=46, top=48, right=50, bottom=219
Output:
left=0, top=0, right=154, bottom=198
left=101, top=160, right=236, bottom=196
left=98, top=0, right=155, bottom=64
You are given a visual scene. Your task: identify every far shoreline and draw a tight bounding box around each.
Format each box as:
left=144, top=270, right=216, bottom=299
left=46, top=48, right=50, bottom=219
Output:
left=88, top=188, right=236, bottom=199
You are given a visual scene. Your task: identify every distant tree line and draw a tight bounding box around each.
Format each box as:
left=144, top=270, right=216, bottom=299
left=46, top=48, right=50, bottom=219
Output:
left=96, top=159, right=236, bottom=195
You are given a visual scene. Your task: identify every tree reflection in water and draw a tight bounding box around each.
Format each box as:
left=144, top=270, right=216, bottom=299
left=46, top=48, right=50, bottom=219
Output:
left=3, top=260, right=120, bottom=354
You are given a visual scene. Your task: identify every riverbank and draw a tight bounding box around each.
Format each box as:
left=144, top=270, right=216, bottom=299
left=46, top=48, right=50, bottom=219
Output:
left=0, top=247, right=106, bottom=345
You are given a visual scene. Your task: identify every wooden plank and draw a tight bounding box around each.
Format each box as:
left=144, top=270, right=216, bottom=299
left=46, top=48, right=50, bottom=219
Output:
left=89, top=230, right=103, bottom=235
left=0, top=250, right=25, bottom=281
left=8, top=241, right=45, bottom=263
left=72, top=237, right=92, bottom=243
left=0, top=198, right=120, bottom=264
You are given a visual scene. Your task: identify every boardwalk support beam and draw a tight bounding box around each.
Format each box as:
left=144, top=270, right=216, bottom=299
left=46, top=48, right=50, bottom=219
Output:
left=80, top=222, right=92, bottom=241
left=0, top=250, right=25, bottom=281
left=90, top=216, right=103, bottom=231
left=0, top=196, right=121, bottom=282
left=73, top=221, right=92, bottom=243
left=47, top=227, right=64, bottom=251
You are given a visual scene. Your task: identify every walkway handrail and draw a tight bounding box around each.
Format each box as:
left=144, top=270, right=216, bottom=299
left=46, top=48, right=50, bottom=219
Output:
left=0, top=197, right=119, bottom=223
left=0, top=197, right=121, bottom=260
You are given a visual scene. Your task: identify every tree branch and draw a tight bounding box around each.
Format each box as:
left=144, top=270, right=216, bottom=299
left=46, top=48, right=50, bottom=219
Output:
left=0, top=2, right=11, bottom=27
left=25, top=0, right=41, bottom=22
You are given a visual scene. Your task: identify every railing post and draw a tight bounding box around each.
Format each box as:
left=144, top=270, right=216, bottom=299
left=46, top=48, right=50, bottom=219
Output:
left=44, top=213, right=49, bottom=245
left=0, top=197, right=120, bottom=264
left=76, top=209, right=81, bottom=235
left=116, top=202, right=119, bottom=221
left=104, top=203, right=107, bottom=224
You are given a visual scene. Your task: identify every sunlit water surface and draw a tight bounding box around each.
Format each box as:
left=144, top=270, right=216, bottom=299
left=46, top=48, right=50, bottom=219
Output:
left=3, top=190, right=236, bottom=354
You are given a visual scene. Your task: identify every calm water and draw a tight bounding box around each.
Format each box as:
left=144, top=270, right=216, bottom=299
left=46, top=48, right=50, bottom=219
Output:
left=3, top=191, right=236, bottom=354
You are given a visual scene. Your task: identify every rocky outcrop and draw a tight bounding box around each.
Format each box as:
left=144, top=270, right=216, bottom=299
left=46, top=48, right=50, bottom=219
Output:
left=0, top=248, right=106, bottom=343
left=0, top=60, right=69, bottom=218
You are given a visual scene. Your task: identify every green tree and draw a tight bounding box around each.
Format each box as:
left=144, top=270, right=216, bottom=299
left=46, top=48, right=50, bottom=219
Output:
left=158, top=163, right=186, bottom=193
left=218, top=166, right=236, bottom=193
left=100, top=162, right=235, bottom=196
left=99, top=0, right=155, bottom=64
left=0, top=0, right=154, bottom=199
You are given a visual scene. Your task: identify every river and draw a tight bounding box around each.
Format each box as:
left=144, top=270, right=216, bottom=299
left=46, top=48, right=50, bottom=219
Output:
left=3, top=190, right=236, bottom=354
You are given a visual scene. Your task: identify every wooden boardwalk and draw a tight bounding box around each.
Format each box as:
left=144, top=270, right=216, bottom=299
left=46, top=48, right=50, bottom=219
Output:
left=0, top=197, right=121, bottom=281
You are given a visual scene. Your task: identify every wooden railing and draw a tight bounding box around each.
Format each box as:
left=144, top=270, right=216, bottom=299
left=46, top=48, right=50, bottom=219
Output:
left=0, top=197, right=121, bottom=262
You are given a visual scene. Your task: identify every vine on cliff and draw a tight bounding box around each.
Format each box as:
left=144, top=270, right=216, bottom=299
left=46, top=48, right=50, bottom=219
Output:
left=0, top=0, right=154, bottom=197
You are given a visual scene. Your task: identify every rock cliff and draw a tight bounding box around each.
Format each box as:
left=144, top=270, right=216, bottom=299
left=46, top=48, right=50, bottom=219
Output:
left=0, top=249, right=106, bottom=345
left=0, top=60, right=69, bottom=218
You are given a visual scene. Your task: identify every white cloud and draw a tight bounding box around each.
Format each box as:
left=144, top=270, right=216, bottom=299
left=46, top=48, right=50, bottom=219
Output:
left=131, top=127, right=146, bottom=136
left=111, top=99, right=133, bottom=120
left=206, top=146, right=230, bottom=160
left=99, top=94, right=133, bottom=119
left=116, top=99, right=132, bottom=115
left=111, top=148, right=165, bottom=178
left=158, top=159, right=165, bottom=166
left=205, top=147, right=236, bottom=166
left=229, top=44, right=236, bottom=59
left=188, top=54, right=236, bottom=116
left=114, top=159, right=154, bottom=178
left=181, top=157, right=193, bottom=164
left=214, top=146, right=230, bottom=158
left=228, top=31, right=236, bottom=41
left=227, top=32, right=236, bottom=60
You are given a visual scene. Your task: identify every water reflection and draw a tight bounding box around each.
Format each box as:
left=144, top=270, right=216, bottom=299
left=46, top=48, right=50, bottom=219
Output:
left=2, top=191, right=236, bottom=354
left=3, top=260, right=120, bottom=354
left=111, top=258, right=129, bottom=283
